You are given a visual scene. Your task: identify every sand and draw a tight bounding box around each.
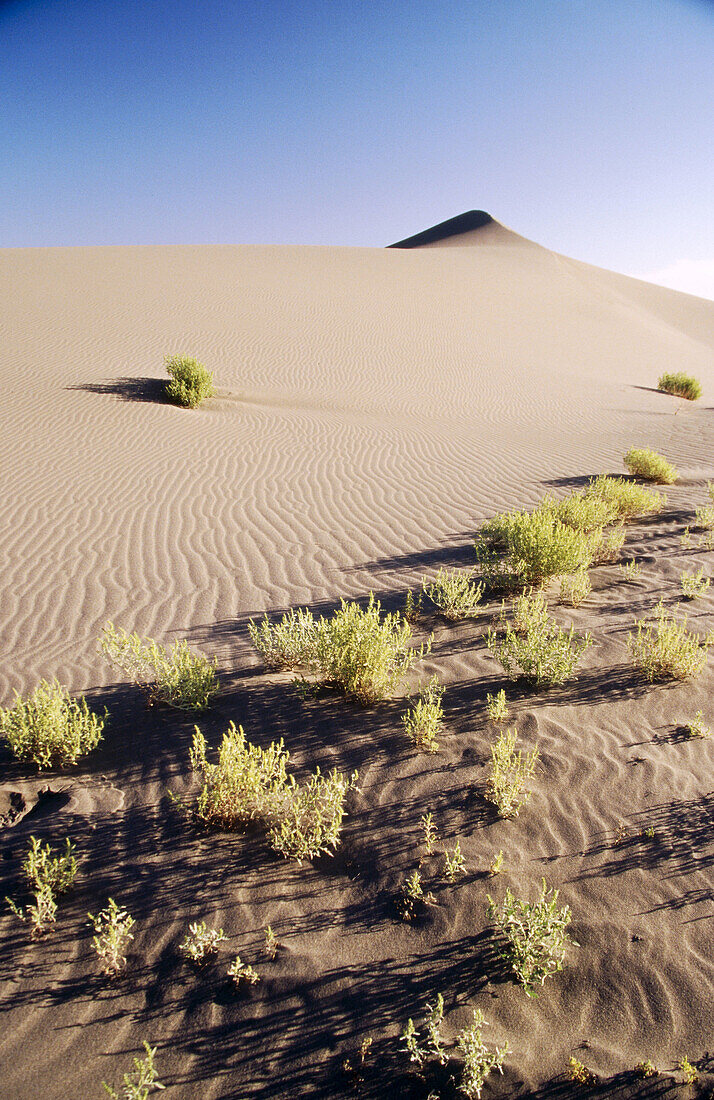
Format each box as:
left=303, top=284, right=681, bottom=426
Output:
left=0, top=214, right=712, bottom=1098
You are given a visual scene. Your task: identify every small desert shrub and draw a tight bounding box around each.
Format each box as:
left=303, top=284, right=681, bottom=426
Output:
left=559, top=569, right=591, bottom=607
left=680, top=567, right=710, bottom=600
left=586, top=475, right=664, bottom=520
left=591, top=523, right=625, bottom=564
left=101, top=622, right=218, bottom=710
left=307, top=594, right=429, bottom=703
left=503, top=511, right=594, bottom=586
left=400, top=993, right=447, bottom=1066
left=485, top=728, right=539, bottom=818
left=268, top=766, right=358, bottom=861
left=0, top=679, right=105, bottom=769
left=422, top=567, right=484, bottom=619
left=458, top=1009, right=510, bottom=1099
left=540, top=491, right=618, bottom=533
left=510, top=588, right=549, bottom=633
left=264, top=925, right=278, bottom=958
left=634, top=1060, right=659, bottom=1079
left=228, top=955, right=260, bottom=986
left=486, top=689, right=509, bottom=722
left=488, top=850, right=505, bottom=877
left=395, top=869, right=434, bottom=921
left=628, top=603, right=710, bottom=681
left=247, top=608, right=317, bottom=670
left=657, top=372, right=701, bottom=401
left=401, top=675, right=444, bottom=752
left=695, top=504, right=714, bottom=530
left=179, top=920, right=227, bottom=964
left=624, top=447, right=677, bottom=484
left=487, top=601, right=592, bottom=687
left=678, top=1057, right=698, bottom=1085
left=6, top=883, right=57, bottom=937
left=684, top=710, right=710, bottom=738
left=444, top=841, right=466, bottom=882
left=89, top=898, right=135, bottom=976
left=487, top=879, right=573, bottom=996
left=421, top=811, right=439, bottom=854
left=103, top=1041, right=164, bottom=1100
left=619, top=558, right=642, bottom=581
left=164, top=353, right=214, bottom=408
left=190, top=722, right=290, bottom=830
left=22, top=835, right=77, bottom=894
left=567, top=1057, right=598, bottom=1086
left=402, top=587, right=422, bottom=623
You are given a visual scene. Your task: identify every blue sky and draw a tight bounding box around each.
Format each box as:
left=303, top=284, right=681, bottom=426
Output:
left=2, top=0, right=713, bottom=296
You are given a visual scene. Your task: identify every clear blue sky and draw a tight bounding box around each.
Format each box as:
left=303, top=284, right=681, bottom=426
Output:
left=2, top=0, right=713, bottom=294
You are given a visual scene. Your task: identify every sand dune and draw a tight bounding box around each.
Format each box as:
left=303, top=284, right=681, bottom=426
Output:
left=0, top=216, right=712, bottom=1098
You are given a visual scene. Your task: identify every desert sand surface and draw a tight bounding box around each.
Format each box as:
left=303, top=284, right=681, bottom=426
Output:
left=0, top=213, right=713, bottom=1098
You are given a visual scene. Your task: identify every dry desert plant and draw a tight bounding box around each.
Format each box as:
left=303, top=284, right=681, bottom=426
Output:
left=401, top=675, right=444, bottom=752
left=458, top=1009, right=510, bottom=1099
left=164, top=353, right=214, bottom=408
left=422, top=566, right=485, bottom=619
left=101, top=622, right=218, bottom=710
left=680, top=567, right=710, bottom=600
left=488, top=850, right=505, bottom=877
left=0, top=678, right=105, bottom=769
left=487, top=599, right=592, bottom=687
left=628, top=602, right=710, bottom=681
left=485, top=728, right=539, bottom=817
left=88, top=898, right=135, bottom=976
left=624, top=447, right=678, bottom=484
left=103, top=1041, right=165, bottom=1099
left=247, top=607, right=317, bottom=670
left=487, top=879, right=573, bottom=997
left=657, top=372, right=701, bottom=400
left=559, top=569, right=592, bottom=607
left=694, top=503, right=714, bottom=531
left=619, top=558, right=642, bottom=581
left=227, top=955, right=260, bottom=986
left=179, top=920, right=227, bottom=964
left=268, top=765, right=358, bottom=861
left=485, top=688, right=509, bottom=722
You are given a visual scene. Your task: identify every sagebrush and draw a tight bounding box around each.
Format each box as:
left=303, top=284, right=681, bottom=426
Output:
left=164, top=353, right=214, bottom=408
left=0, top=678, right=105, bottom=769
left=101, top=622, right=218, bottom=710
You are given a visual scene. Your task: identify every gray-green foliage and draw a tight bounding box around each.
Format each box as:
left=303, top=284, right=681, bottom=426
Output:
left=88, top=898, right=135, bottom=976
left=248, top=608, right=317, bottom=670
left=487, top=597, right=592, bottom=687
left=487, top=879, right=573, bottom=996
left=165, top=353, right=214, bottom=408
left=458, top=1009, right=510, bottom=1099
left=485, top=728, right=539, bottom=817
left=476, top=510, right=594, bottom=590
left=401, top=675, right=444, bottom=752
left=103, top=1041, right=165, bottom=1099
left=422, top=567, right=484, bottom=619
left=628, top=602, right=710, bottom=681
left=400, top=993, right=447, bottom=1066
left=101, top=622, right=219, bottom=710
left=0, top=678, right=105, bottom=769
left=179, top=920, right=227, bottom=964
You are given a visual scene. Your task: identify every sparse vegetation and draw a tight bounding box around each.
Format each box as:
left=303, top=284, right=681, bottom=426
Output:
left=89, top=898, right=135, bottom=976
left=396, top=869, right=434, bottom=921
left=444, top=841, right=466, bottom=882
left=268, top=765, right=359, bottom=861
left=400, top=993, right=447, bottom=1066
left=227, top=955, right=260, bottom=986
left=567, top=1056, right=598, bottom=1086
left=101, top=622, right=218, bottom=710
left=680, top=567, right=710, bottom=600
left=103, top=1041, right=165, bottom=1099
left=619, top=559, right=642, bottom=581
left=248, top=608, right=317, bottom=670
left=488, top=850, right=505, bottom=877
left=634, top=1060, right=659, bottom=1079
left=477, top=509, right=595, bottom=590
left=487, top=599, right=592, bottom=687
left=485, top=728, right=539, bottom=817
left=402, top=587, right=422, bottom=623
left=457, top=1009, right=510, bottom=1099
left=684, top=711, right=710, bottom=739
left=586, top=475, right=664, bottom=520
left=485, top=688, right=509, bottom=722
left=487, top=879, right=573, bottom=996
left=694, top=504, right=714, bottom=531
left=6, top=883, right=57, bottom=937
left=560, top=569, right=591, bottom=607
left=401, top=675, right=444, bottom=752
left=657, top=372, right=701, bottom=401
left=179, top=920, right=227, bottom=964
left=0, top=678, right=105, bottom=769
left=678, top=1056, right=698, bottom=1086
left=421, top=811, right=439, bottom=855
left=624, top=447, right=678, bottom=484
left=422, top=566, right=484, bottom=619
left=164, top=353, right=214, bottom=408
left=22, top=835, right=78, bottom=894
left=264, top=925, right=278, bottom=958
left=628, top=602, right=710, bottom=681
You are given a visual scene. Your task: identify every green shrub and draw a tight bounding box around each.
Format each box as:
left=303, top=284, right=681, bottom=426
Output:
left=0, top=679, right=105, bottom=769
left=628, top=602, right=710, bottom=681
left=485, top=689, right=509, bottom=722
left=23, top=836, right=78, bottom=894
left=487, top=879, right=573, bottom=996
left=485, top=728, right=539, bottom=817
left=487, top=599, right=592, bottom=687
left=402, top=588, right=422, bottom=623
left=539, top=491, right=617, bottom=533
left=585, top=475, right=664, bottom=520
left=103, top=1041, right=164, bottom=1100
left=400, top=993, right=447, bottom=1066
left=444, top=841, right=466, bottom=882
left=624, top=448, right=678, bottom=484
left=179, top=920, right=227, bottom=964
left=476, top=511, right=594, bottom=590
left=101, top=622, right=218, bottom=710
left=164, top=353, right=214, bottom=408
left=247, top=608, right=317, bottom=670
left=559, top=569, right=591, bottom=607
left=422, top=567, right=484, bottom=619
left=680, top=567, right=710, bottom=600
left=6, top=883, right=57, bottom=937
left=401, top=675, right=444, bottom=752
left=458, top=1009, right=510, bottom=1099
left=684, top=710, right=710, bottom=738
left=227, top=955, right=260, bottom=986
left=695, top=504, right=714, bottom=530
left=88, top=898, right=135, bottom=976
left=307, top=594, right=429, bottom=704
left=190, top=723, right=290, bottom=830
left=395, top=869, right=435, bottom=921
left=268, top=766, right=358, bottom=861
left=591, top=523, right=625, bottom=563
left=619, top=558, right=642, bottom=581
left=657, top=372, right=701, bottom=401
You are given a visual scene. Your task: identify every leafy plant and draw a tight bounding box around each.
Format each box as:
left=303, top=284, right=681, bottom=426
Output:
left=680, top=567, right=710, bottom=600
left=401, top=675, right=444, bottom=752
left=89, top=898, right=135, bottom=976
left=487, top=879, right=573, bottom=996
left=680, top=527, right=693, bottom=549
left=485, top=728, right=539, bottom=817
left=101, top=622, right=218, bottom=710
left=268, top=766, right=358, bottom=861
left=485, top=689, right=509, bottom=722
left=457, top=1009, right=510, bottom=1099
left=227, top=955, right=260, bottom=986
left=421, top=811, right=439, bottom=855
left=478, top=510, right=595, bottom=589
left=567, top=1057, right=598, bottom=1086
left=628, top=602, right=710, bottom=681
left=6, top=883, right=57, bottom=937
left=678, top=1056, right=698, bottom=1085
left=396, top=869, right=434, bottom=921
left=402, top=588, right=423, bottom=623
left=247, top=608, right=317, bottom=670
left=488, top=850, right=505, bottom=877
left=400, top=993, right=447, bottom=1066
left=179, top=920, right=227, bottom=964
left=539, top=491, right=618, bottom=533
left=23, top=835, right=78, bottom=894
left=559, top=569, right=591, bottom=607
left=624, top=447, right=677, bottom=484
left=422, top=567, right=484, bottom=619
left=164, top=353, right=215, bottom=408
left=694, top=504, right=714, bottom=531
left=619, top=559, right=642, bottom=581
left=0, top=678, right=105, bottom=769
left=190, top=722, right=291, bottom=830
left=264, top=925, right=278, bottom=958
left=684, top=710, right=710, bottom=738
left=487, top=601, right=592, bottom=687
left=657, top=372, right=701, bottom=400
left=634, top=1060, right=659, bottom=1078
left=585, top=475, right=664, bottom=520
left=591, top=523, right=625, bottom=564
left=444, top=841, right=466, bottom=882
left=103, top=1041, right=165, bottom=1099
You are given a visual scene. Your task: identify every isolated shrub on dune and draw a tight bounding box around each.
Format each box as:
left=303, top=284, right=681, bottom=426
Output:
left=101, top=622, right=218, bottom=710
left=487, top=595, right=592, bottom=687
left=628, top=602, right=710, bottom=681
left=164, top=354, right=214, bottom=408
left=657, top=372, right=701, bottom=401
left=0, top=678, right=105, bottom=769
left=585, top=475, right=664, bottom=520
left=401, top=675, right=444, bottom=752
left=422, top=567, right=484, bottom=619
left=487, top=879, right=573, bottom=997
left=624, top=448, right=677, bottom=484
left=248, top=608, right=317, bottom=670
left=102, top=1041, right=164, bottom=1100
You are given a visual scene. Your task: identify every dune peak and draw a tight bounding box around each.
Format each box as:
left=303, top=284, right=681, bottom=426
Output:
left=388, top=210, right=496, bottom=248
